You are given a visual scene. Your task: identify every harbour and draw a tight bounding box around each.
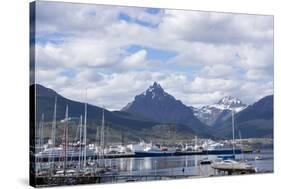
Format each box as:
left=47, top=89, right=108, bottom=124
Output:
left=32, top=149, right=273, bottom=186
left=30, top=91, right=273, bottom=187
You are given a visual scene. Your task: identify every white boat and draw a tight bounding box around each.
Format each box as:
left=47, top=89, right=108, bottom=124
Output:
left=199, top=158, right=213, bottom=165
left=212, top=110, right=256, bottom=174
left=212, top=159, right=256, bottom=173
left=55, top=169, right=77, bottom=176
left=255, top=155, right=263, bottom=160
left=134, top=144, right=176, bottom=157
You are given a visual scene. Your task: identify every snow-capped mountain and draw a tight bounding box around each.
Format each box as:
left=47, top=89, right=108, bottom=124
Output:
left=211, top=96, right=247, bottom=112
left=215, top=95, right=273, bottom=138
left=193, top=96, right=247, bottom=126
left=121, top=82, right=209, bottom=134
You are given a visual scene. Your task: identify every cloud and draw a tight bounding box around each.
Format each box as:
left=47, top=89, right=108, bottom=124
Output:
left=122, top=49, right=147, bottom=69
left=245, top=68, right=272, bottom=81
left=159, top=10, right=273, bottom=45
left=188, top=77, right=239, bottom=94
left=34, top=2, right=274, bottom=110
left=238, top=44, right=273, bottom=69
left=55, top=71, right=173, bottom=110
left=200, top=64, right=233, bottom=78
left=35, top=1, right=119, bottom=35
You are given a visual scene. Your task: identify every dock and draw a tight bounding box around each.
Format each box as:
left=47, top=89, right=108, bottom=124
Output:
left=35, top=149, right=245, bottom=162
left=36, top=153, right=135, bottom=162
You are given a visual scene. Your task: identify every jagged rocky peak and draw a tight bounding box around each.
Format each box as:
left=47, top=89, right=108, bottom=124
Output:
left=141, top=81, right=170, bottom=99
left=120, top=81, right=206, bottom=131
left=145, top=82, right=163, bottom=93
left=151, top=81, right=162, bottom=89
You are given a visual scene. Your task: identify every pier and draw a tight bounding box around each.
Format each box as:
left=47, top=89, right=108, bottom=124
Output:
left=36, top=153, right=135, bottom=162
left=35, top=149, right=244, bottom=162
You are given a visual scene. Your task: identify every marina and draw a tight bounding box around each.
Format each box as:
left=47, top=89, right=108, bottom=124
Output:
left=32, top=149, right=273, bottom=186
left=31, top=98, right=273, bottom=187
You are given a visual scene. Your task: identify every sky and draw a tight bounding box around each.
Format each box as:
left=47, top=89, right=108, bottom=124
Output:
left=34, top=1, right=274, bottom=110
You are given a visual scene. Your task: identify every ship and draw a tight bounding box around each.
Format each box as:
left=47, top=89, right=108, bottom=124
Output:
left=202, top=148, right=242, bottom=155
left=134, top=144, right=176, bottom=157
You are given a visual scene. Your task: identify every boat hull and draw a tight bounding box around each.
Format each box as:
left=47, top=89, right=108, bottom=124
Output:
left=134, top=151, right=175, bottom=157
left=202, top=149, right=242, bottom=155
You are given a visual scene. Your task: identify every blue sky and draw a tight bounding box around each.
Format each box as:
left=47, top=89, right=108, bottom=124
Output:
left=34, top=1, right=273, bottom=110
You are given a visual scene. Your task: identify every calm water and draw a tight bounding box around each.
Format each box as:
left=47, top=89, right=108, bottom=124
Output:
left=35, top=149, right=273, bottom=178
left=103, top=149, right=273, bottom=177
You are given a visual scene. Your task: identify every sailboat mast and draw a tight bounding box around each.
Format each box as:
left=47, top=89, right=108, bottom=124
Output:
left=83, top=91, right=88, bottom=168
left=96, top=127, right=100, bottom=165
left=195, top=136, right=198, bottom=147
left=232, top=109, right=235, bottom=156
left=78, top=115, right=82, bottom=170
left=101, top=109, right=105, bottom=160
left=49, top=96, right=57, bottom=175
left=63, top=105, right=69, bottom=175
left=40, top=114, right=44, bottom=149
left=239, top=130, right=245, bottom=161
left=39, top=114, right=44, bottom=171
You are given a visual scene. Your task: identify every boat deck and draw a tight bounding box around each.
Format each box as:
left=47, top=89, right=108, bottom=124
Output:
left=212, top=162, right=256, bottom=175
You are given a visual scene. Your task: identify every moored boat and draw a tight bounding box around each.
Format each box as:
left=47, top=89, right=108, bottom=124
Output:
left=134, top=145, right=176, bottom=157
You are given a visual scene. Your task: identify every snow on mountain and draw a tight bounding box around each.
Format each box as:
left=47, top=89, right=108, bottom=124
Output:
left=210, top=96, right=246, bottom=111
left=193, top=96, right=247, bottom=126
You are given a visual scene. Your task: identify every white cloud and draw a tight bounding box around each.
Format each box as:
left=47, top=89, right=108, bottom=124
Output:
left=34, top=2, right=274, bottom=109
left=159, top=10, right=273, bottom=45
left=35, top=69, right=71, bottom=89
left=35, top=2, right=119, bottom=35
left=122, top=50, right=147, bottom=69
left=200, top=64, right=233, bottom=78
left=245, top=68, right=272, bottom=81
left=188, top=77, right=239, bottom=94
left=238, top=44, right=273, bottom=69
left=75, top=69, right=103, bottom=83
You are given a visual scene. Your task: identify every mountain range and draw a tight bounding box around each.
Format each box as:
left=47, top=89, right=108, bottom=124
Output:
left=122, top=82, right=210, bottom=135
left=32, top=84, right=198, bottom=143
left=214, top=95, right=273, bottom=138
left=31, top=82, right=273, bottom=141
left=192, top=96, right=247, bottom=126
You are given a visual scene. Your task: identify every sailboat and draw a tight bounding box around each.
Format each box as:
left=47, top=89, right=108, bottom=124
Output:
left=78, top=90, right=97, bottom=176
left=63, top=105, right=69, bottom=175
left=35, top=114, right=45, bottom=175
left=87, top=108, right=118, bottom=176
left=83, top=95, right=87, bottom=169
left=48, top=96, right=57, bottom=176
left=54, top=105, right=79, bottom=176
left=211, top=110, right=256, bottom=174
left=78, top=115, right=83, bottom=170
